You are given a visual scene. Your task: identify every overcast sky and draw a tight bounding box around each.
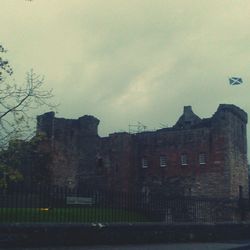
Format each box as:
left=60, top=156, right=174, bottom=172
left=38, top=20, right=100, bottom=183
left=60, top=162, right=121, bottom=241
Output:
left=1, top=0, right=250, bottom=152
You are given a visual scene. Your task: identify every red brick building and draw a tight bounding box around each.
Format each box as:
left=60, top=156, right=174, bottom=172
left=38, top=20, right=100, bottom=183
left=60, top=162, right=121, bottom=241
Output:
left=36, top=104, right=248, bottom=199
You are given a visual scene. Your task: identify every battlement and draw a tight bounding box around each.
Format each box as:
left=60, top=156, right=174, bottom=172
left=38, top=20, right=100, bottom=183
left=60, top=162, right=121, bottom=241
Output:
left=37, top=112, right=100, bottom=138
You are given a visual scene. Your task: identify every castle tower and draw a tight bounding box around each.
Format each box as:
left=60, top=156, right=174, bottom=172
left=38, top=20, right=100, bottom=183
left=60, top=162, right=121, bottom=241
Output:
left=36, top=112, right=101, bottom=188
left=212, top=104, right=248, bottom=198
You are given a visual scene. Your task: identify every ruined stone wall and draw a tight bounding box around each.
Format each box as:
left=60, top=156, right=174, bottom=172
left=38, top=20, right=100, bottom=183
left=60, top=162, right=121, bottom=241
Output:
left=106, top=104, right=248, bottom=199
left=36, top=112, right=101, bottom=189
left=97, top=120, right=228, bottom=197
left=34, top=104, right=248, bottom=199
left=132, top=126, right=228, bottom=197
left=99, top=133, right=135, bottom=192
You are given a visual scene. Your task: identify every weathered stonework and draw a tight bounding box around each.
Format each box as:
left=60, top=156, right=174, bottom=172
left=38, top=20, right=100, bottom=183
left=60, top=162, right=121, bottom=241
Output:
left=37, top=113, right=101, bottom=189
left=36, top=104, right=249, bottom=199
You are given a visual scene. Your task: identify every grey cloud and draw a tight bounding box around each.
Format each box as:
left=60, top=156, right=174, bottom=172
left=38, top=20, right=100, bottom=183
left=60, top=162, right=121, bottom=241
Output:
left=1, top=0, right=250, bottom=155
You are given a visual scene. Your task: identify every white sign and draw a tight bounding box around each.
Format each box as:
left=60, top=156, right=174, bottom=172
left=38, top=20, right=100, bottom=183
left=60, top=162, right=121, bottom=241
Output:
left=66, top=196, right=94, bottom=205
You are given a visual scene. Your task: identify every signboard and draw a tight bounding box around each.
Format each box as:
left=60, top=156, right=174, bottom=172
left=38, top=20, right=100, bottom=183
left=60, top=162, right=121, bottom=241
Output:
left=66, top=196, right=94, bottom=205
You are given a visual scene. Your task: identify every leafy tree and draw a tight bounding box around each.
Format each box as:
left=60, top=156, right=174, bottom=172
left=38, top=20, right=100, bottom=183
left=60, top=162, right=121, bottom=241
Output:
left=0, top=164, right=23, bottom=189
left=0, top=136, right=52, bottom=189
left=0, top=44, right=56, bottom=188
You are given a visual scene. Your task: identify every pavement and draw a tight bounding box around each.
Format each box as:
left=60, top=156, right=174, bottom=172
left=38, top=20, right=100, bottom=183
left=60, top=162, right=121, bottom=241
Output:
left=2, top=241, right=250, bottom=250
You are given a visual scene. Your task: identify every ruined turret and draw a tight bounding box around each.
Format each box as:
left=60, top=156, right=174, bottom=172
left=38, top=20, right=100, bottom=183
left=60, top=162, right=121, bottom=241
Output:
left=174, top=106, right=201, bottom=129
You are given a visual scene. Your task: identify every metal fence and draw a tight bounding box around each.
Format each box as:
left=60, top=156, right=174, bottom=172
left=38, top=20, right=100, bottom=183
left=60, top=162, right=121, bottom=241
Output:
left=0, top=186, right=248, bottom=224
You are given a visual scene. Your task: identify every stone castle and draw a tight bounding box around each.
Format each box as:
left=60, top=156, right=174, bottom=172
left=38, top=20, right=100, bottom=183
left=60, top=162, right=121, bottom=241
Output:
left=36, top=104, right=248, bottom=199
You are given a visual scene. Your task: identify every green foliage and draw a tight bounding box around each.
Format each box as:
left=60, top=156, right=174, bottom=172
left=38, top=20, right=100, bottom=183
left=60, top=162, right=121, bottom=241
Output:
left=0, top=135, right=52, bottom=188
left=0, top=163, right=23, bottom=189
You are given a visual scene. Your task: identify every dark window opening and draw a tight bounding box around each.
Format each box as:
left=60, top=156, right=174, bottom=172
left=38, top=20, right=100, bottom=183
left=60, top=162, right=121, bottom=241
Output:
left=96, top=158, right=104, bottom=174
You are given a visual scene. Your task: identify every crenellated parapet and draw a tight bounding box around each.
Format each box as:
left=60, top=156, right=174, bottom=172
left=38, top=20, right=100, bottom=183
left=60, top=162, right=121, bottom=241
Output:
left=37, top=112, right=100, bottom=139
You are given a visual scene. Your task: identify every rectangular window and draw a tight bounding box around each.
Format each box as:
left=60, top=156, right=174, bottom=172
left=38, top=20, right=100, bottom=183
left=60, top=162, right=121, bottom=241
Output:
left=199, top=153, right=206, bottom=165
left=142, top=158, right=148, bottom=168
left=181, top=154, right=188, bottom=165
left=160, top=156, right=167, bottom=167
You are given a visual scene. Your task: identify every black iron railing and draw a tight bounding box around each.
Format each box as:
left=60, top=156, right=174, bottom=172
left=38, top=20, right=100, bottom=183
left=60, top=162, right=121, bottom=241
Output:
left=0, top=186, right=248, bottom=223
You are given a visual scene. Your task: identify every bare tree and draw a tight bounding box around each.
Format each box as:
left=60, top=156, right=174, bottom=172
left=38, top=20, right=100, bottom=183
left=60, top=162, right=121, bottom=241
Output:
left=0, top=44, right=55, bottom=149
left=0, top=44, right=56, bottom=188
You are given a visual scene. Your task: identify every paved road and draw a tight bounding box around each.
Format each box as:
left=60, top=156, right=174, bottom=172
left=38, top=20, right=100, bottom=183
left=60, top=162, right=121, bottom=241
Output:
left=3, top=241, right=250, bottom=250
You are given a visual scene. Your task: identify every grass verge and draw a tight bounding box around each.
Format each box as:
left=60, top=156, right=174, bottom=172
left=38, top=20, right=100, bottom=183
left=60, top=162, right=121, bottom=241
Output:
left=0, top=207, right=151, bottom=223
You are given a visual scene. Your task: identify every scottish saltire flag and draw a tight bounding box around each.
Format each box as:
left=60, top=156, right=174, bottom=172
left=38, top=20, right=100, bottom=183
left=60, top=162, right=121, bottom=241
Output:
left=229, top=77, right=243, bottom=85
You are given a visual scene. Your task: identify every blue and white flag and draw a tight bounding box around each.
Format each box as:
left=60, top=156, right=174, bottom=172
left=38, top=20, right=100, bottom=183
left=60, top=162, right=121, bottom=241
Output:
left=229, top=77, right=243, bottom=85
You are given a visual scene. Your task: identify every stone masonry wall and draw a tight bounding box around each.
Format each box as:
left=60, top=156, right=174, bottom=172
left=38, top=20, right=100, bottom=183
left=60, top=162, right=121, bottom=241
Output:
left=37, top=112, right=102, bottom=189
left=215, top=105, right=248, bottom=198
left=35, top=104, right=248, bottom=199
